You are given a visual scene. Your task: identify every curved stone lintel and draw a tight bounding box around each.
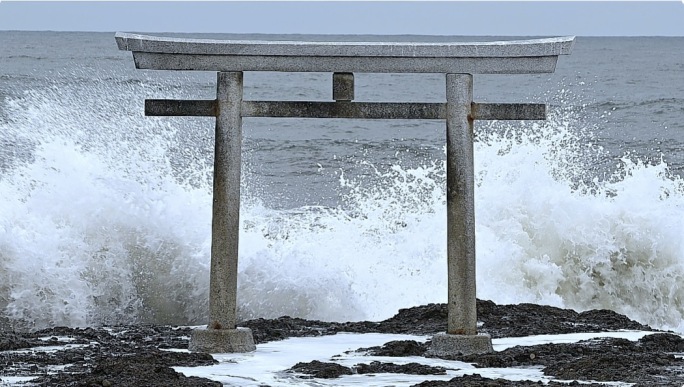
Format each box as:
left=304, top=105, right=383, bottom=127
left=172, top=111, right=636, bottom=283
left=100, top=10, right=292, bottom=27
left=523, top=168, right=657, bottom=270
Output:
left=115, top=32, right=574, bottom=74
left=115, top=32, right=574, bottom=58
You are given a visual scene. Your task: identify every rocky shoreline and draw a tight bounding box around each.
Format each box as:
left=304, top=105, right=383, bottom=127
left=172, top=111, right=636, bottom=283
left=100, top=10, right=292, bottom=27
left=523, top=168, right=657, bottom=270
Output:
left=2, top=299, right=682, bottom=386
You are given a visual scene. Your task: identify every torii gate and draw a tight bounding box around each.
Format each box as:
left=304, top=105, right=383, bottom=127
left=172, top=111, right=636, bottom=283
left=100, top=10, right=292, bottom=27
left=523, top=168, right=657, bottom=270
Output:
left=116, top=32, right=574, bottom=355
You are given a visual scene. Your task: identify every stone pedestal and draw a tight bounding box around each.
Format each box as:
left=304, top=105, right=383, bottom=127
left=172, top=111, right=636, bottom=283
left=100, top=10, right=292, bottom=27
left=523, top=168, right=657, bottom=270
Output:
left=426, top=332, right=493, bottom=357
left=189, top=327, right=256, bottom=353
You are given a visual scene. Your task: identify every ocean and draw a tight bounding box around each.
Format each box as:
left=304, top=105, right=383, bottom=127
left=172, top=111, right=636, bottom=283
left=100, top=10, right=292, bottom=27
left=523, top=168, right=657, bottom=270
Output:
left=1, top=31, right=683, bottom=333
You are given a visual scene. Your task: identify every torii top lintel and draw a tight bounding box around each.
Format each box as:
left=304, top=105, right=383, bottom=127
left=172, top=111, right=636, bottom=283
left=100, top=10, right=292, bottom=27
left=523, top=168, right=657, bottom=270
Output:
left=115, top=32, right=575, bottom=74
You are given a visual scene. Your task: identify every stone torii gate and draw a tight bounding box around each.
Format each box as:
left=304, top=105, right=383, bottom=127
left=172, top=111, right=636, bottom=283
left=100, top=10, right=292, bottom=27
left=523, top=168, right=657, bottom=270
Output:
left=116, top=32, right=574, bottom=355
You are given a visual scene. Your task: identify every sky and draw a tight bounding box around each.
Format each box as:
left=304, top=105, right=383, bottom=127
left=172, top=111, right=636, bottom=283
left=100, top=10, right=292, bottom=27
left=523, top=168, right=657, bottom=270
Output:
left=0, top=1, right=683, bottom=37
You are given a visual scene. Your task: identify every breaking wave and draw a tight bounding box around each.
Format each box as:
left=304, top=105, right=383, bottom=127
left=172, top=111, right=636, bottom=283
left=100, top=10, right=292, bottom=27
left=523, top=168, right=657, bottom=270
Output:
left=1, top=79, right=683, bottom=333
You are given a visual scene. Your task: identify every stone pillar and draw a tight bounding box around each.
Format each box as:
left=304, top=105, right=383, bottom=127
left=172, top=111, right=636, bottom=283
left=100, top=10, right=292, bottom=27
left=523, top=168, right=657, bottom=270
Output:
left=446, top=73, right=477, bottom=336
left=427, top=73, right=492, bottom=357
left=189, top=71, right=256, bottom=353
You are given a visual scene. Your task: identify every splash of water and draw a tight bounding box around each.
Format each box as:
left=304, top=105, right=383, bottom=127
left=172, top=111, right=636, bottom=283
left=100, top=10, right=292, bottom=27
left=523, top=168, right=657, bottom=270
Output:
left=1, top=79, right=684, bottom=333
left=1, top=80, right=214, bottom=329
left=475, top=118, right=684, bottom=332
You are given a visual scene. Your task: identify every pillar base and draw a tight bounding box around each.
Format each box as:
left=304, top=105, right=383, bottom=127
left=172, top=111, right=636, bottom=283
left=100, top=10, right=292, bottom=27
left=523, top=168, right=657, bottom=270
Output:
left=426, top=332, right=493, bottom=357
left=189, top=326, right=256, bottom=353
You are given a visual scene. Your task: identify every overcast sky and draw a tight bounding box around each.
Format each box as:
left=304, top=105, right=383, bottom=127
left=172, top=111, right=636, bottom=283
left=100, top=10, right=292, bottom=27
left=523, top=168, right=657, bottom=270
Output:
left=1, top=1, right=683, bottom=37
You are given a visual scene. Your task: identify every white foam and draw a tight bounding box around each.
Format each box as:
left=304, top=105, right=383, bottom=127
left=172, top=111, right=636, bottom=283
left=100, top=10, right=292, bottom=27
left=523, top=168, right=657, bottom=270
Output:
left=0, top=377, right=38, bottom=385
left=2, top=79, right=684, bottom=335
left=173, top=331, right=651, bottom=386
left=493, top=330, right=657, bottom=351
left=38, top=336, right=76, bottom=342
left=3, top=343, right=91, bottom=355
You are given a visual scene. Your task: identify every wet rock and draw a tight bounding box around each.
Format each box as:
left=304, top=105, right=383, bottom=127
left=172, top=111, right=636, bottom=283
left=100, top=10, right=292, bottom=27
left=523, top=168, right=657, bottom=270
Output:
left=638, top=332, right=684, bottom=352
left=356, top=360, right=445, bottom=375
left=243, top=299, right=653, bottom=343
left=377, top=303, right=448, bottom=335
left=4, top=325, right=220, bottom=387
left=576, top=308, right=651, bottom=331
left=242, top=316, right=344, bottom=343
left=354, top=340, right=429, bottom=357
left=0, top=332, right=38, bottom=351
left=477, top=300, right=652, bottom=338
left=412, top=373, right=607, bottom=386
left=426, top=335, right=684, bottom=386
left=543, top=347, right=684, bottom=385
left=0, top=300, right=674, bottom=386
left=33, top=350, right=219, bottom=386
left=288, top=360, right=353, bottom=378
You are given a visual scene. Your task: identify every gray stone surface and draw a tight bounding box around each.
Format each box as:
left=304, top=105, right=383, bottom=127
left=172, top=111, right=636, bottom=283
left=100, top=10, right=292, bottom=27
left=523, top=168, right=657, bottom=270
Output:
left=471, top=102, right=546, bottom=121
left=445, top=74, right=477, bottom=336
left=332, top=72, right=354, bottom=102
left=115, top=32, right=574, bottom=58
left=115, top=32, right=574, bottom=74
left=144, top=100, right=546, bottom=121
left=426, top=332, right=494, bottom=356
left=130, top=52, right=563, bottom=74
left=189, top=327, right=256, bottom=353
left=244, top=101, right=443, bottom=120
left=145, top=99, right=216, bottom=117
left=209, top=72, right=243, bottom=331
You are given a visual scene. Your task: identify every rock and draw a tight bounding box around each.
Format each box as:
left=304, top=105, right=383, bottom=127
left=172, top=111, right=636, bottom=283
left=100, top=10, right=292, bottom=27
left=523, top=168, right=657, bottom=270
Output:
left=354, top=340, right=429, bottom=357
left=0, top=332, right=40, bottom=351
left=412, top=373, right=543, bottom=386
left=356, top=361, right=445, bottom=375
left=0, top=300, right=677, bottom=386
left=412, top=373, right=608, bottom=386
left=638, top=332, right=684, bottom=352
left=288, top=360, right=353, bottom=378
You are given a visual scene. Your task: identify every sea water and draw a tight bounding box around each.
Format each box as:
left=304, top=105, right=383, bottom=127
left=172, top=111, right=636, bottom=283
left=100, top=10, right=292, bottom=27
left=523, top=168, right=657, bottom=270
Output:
left=1, top=32, right=684, bottom=332
left=0, top=330, right=653, bottom=385
left=172, top=330, right=653, bottom=386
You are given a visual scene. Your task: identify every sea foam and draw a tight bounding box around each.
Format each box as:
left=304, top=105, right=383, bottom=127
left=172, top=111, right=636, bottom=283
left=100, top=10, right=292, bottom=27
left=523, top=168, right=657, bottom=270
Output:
left=1, top=79, right=683, bottom=333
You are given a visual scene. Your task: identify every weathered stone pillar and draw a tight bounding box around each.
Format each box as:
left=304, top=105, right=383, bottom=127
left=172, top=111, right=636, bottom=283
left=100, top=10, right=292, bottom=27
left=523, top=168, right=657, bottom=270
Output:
left=427, top=73, right=493, bottom=356
left=189, top=72, right=256, bottom=353
left=446, top=73, right=476, bottom=335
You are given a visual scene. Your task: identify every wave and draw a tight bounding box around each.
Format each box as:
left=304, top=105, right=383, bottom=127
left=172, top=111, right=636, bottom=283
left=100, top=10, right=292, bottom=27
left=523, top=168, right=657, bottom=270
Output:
left=1, top=78, right=683, bottom=333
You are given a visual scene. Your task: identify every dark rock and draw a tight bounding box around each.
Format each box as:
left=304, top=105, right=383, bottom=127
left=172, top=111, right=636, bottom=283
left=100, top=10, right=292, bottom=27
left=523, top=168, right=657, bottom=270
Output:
left=10, top=326, right=220, bottom=387
left=543, top=346, right=684, bottom=385
left=242, top=299, right=653, bottom=343
left=424, top=335, right=684, bottom=386
left=356, top=361, right=445, bottom=375
left=0, top=332, right=38, bottom=351
left=354, top=340, right=430, bottom=357
left=412, top=373, right=609, bottom=386
left=477, top=300, right=652, bottom=338
left=0, top=300, right=674, bottom=386
left=33, top=349, right=219, bottom=385
left=288, top=360, right=353, bottom=378
left=638, top=332, right=684, bottom=352
left=411, top=373, right=539, bottom=386
left=377, top=303, right=448, bottom=335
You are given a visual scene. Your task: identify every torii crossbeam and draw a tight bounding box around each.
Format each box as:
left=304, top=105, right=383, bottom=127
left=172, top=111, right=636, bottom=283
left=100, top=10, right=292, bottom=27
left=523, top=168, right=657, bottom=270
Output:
left=116, top=32, right=574, bottom=355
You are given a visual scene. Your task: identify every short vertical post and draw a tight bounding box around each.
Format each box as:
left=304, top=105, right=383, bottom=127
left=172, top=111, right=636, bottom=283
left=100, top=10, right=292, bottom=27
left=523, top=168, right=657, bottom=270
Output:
left=189, top=71, right=256, bottom=353
left=427, top=73, right=492, bottom=356
left=333, top=72, right=354, bottom=102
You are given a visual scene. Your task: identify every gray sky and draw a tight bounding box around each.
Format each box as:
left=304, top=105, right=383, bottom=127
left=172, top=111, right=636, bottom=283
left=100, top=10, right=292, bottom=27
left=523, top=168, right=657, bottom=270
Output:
left=1, top=1, right=683, bottom=36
